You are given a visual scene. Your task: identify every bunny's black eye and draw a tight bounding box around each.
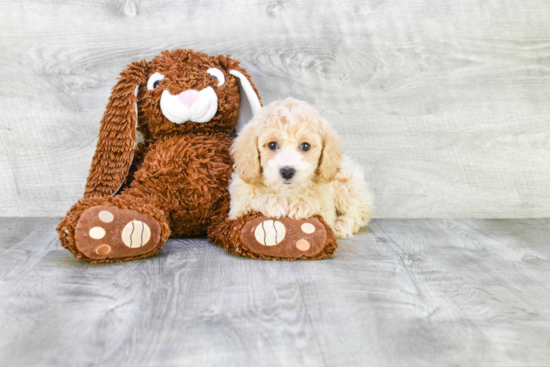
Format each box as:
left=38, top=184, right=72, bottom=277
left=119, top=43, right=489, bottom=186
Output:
left=207, top=68, right=225, bottom=87
left=268, top=142, right=278, bottom=150
left=300, top=143, right=311, bottom=151
left=147, top=72, right=164, bottom=90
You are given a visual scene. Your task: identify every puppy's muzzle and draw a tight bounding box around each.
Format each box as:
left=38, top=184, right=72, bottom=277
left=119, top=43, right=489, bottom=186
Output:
left=280, top=166, right=296, bottom=180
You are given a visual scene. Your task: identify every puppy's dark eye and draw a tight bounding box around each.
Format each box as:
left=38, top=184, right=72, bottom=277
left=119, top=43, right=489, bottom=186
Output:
left=300, top=143, right=311, bottom=152
left=268, top=142, right=278, bottom=150
left=153, top=80, right=161, bottom=89
left=211, top=75, right=217, bottom=80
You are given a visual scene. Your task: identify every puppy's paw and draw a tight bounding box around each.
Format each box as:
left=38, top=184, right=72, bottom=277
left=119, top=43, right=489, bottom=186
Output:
left=288, top=199, right=317, bottom=220
left=333, top=217, right=354, bottom=239
left=261, top=196, right=288, bottom=218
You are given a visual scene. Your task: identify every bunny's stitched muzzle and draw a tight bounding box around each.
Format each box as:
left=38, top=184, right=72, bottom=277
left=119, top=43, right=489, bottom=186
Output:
left=160, top=86, right=218, bottom=124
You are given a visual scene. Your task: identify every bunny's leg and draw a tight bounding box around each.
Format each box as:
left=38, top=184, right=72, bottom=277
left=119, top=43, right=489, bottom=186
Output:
left=57, top=192, right=170, bottom=263
left=208, top=197, right=338, bottom=260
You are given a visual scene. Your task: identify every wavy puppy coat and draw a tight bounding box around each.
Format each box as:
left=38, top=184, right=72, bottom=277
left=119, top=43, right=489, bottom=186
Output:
left=229, top=98, right=373, bottom=239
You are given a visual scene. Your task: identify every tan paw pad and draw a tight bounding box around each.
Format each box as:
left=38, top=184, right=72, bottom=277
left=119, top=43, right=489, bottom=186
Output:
left=254, top=220, right=286, bottom=246
left=241, top=216, right=329, bottom=259
left=89, top=227, right=106, bottom=239
left=121, top=220, right=151, bottom=248
left=95, top=245, right=111, bottom=255
left=98, top=210, right=114, bottom=223
left=301, top=223, right=315, bottom=234
left=296, top=239, right=311, bottom=251
left=75, top=205, right=163, bottom=261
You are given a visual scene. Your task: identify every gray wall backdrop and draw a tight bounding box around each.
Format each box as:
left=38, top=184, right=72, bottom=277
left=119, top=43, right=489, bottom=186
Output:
left=1, top=0, right=549, bottom=218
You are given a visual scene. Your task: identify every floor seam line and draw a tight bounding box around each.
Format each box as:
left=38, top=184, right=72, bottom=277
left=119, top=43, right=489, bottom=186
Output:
left=373, top=219, right=424, bottom=298
left=291, top=266, right=329, bottom=367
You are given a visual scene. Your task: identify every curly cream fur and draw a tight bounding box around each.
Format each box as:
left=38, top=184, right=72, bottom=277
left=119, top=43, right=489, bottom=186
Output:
left=229, top=98, right=373, bottom=239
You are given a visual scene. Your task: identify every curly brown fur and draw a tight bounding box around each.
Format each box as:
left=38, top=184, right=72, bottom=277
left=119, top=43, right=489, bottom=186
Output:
left=208, top=200, right=338, bottom=260
left=138, top=51, right=252, bottom=140
left=58, top=49, right=338, bottom=263
left=58, top=49, right=261, bottom=262
left=120, top=133, right=234, bottom=237
left=57, top=196, right=170, bottom=263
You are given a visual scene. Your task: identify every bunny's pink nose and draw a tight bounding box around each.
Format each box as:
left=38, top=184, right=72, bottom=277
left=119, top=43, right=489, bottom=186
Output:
left=178, top=90, right=199, bottom=107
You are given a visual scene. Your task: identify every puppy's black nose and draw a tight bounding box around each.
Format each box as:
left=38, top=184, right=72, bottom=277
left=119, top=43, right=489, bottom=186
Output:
left=280, top=166, right=295, bottom=180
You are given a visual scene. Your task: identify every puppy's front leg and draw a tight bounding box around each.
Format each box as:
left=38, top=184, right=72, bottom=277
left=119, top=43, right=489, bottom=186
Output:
left=257, top=195, right=289, bottom=219
left=288, top=198, right=318, bottom=220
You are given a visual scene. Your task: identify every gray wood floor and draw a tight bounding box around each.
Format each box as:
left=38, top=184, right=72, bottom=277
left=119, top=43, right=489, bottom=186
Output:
left=0, top=218, right=549, bottom=367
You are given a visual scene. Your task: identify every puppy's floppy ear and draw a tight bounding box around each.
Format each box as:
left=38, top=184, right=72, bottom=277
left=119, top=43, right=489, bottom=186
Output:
left=83, top=60, right=148, bottom=198
left=317, top=120, right=343, bottom=183
left=231, top=122, right=261, bottom=184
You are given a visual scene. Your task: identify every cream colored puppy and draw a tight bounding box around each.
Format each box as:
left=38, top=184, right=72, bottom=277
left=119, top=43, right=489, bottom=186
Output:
left=229, top=98, right=373, bottom=238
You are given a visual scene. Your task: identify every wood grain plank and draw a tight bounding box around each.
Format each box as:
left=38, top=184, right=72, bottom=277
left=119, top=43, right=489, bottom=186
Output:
left=0, top=217, right=60, bottom=287
left=1, top=0, right=550, bottom=217
left=370, top=218, right=550, bottom=366
left=0, top=217, right=46, bottom=249
left=0, top=235, right=325, bottom=367
left=1, top=218, right=550, bottom=366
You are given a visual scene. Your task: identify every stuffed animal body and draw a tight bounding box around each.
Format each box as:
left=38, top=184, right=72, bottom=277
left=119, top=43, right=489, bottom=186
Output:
left=58, top=49, right=339, bottom=263
left=58, top=49, right=262, bottom=262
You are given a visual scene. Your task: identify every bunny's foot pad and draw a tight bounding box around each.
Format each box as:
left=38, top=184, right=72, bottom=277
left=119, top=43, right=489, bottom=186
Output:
left=75, top=206, right=162, bottom=261
left=241, top=216, right=335, bottom=260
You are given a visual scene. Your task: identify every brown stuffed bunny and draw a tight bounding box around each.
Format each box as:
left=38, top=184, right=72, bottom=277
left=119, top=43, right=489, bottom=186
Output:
left=57, top=49, right=337, bottom=263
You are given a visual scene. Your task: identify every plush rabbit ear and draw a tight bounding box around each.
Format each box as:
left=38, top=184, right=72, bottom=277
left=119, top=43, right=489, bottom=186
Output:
left=229, top=69, right=262, bottom=133
left=83, top=60, right=148, bottom=198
